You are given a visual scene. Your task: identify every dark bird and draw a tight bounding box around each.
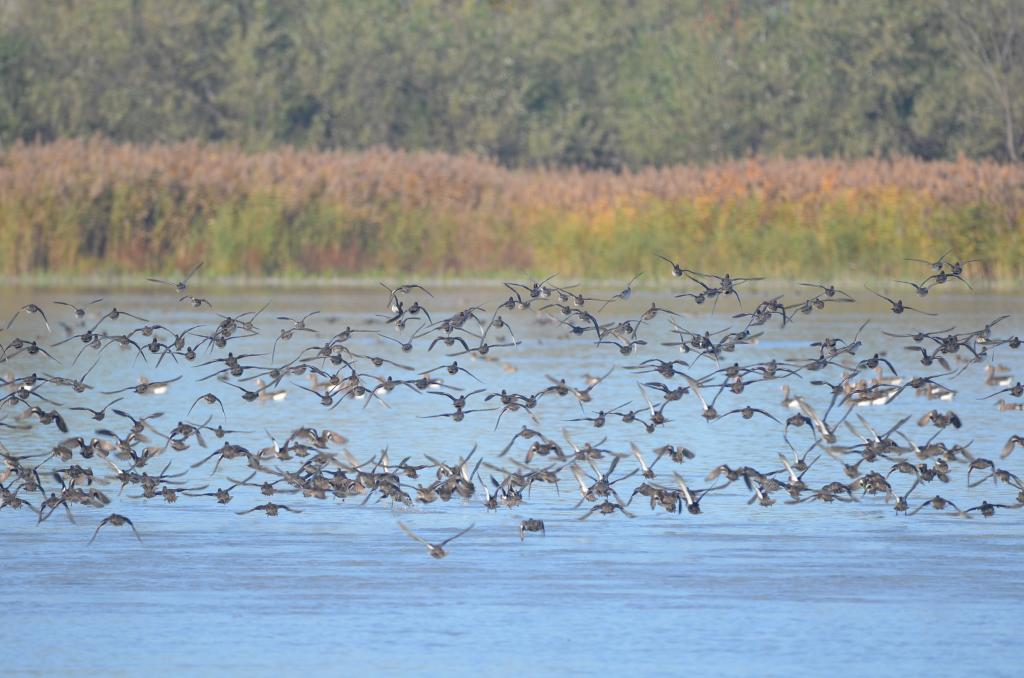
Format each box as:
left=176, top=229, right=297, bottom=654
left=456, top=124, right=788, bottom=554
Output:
left=398, top=521, right=475, bottom=559
left=147, top=262, right=204, bottom=292
left=88, top=513, right=142, bottom=545
left=53, top=298, right=104, bottom=319
left=236, top=502, right=303, bottom=517
left=6, top=304, right=51, bottom=334
left=519, top=518, right=546, bottom=541
left=866, top=287, right=936, bottom=316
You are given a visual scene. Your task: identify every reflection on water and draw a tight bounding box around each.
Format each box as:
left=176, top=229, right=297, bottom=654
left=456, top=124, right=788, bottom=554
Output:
left=1, top=284, right=1022, bottom=676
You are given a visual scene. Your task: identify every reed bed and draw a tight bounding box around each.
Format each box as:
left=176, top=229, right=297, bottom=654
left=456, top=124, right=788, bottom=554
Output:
left=1, top=139, right=1021, bottom=280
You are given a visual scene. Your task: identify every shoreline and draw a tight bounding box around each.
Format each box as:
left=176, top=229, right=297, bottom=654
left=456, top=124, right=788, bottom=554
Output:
left=1, top=272, right=1018, bottom=293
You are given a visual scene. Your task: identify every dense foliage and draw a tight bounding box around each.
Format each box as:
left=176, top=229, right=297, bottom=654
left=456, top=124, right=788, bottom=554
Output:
left=1, top=139, right=1021, bottom=279
left=1, top=0, right=1023, bottom=168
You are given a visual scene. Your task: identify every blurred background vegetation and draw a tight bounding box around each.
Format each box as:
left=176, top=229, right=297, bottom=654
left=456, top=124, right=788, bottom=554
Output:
left=0, top=0, right=1022, bottom=279
left=3, top=0, right=1023, bottom=167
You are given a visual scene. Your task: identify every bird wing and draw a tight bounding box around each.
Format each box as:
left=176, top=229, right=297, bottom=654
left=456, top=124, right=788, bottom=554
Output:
left=673, top=472, right=695, bottom=505
left=440, top=523, right=475, bottom=546
left=398, top=521, right=430, bottom=546
left=681, top=374, right=708, bottom=411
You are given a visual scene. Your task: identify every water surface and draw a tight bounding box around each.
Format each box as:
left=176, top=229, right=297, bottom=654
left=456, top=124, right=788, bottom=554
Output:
left=1, top=284, right=1021, bottom=677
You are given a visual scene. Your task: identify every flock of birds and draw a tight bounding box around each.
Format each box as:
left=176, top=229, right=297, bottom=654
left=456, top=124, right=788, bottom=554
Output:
left=2, top=253, right=1023, bottom=558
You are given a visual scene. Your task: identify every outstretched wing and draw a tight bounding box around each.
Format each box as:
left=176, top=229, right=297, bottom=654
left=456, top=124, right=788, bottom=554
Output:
left=440, top=523, right=475, bottom=547
left=398, top=521, right=430, bottom=546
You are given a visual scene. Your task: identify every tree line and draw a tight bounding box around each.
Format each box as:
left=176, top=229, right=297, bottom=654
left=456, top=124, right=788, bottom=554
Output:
left=1, top=0, right=1022, bottom=169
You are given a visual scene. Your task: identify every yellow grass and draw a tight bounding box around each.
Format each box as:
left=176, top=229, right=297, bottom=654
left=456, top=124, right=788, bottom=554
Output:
left=1, top=138, right=1021, bottom=279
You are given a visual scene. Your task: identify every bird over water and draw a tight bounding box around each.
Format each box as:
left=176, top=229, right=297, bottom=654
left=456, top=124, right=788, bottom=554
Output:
left=1, top=255, right=1022, bottom=560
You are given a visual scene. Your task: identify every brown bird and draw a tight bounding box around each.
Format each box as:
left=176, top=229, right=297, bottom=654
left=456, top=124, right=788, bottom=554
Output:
left=519, top=519, right=546, bottom=541
left=866, top=287, right=936, bottom=316
left=235, top=503, right=303, bottom=517
left=147, top=262, right=203, bottom=292
left=88, top=513, right=142, bottom=545
left=398, top=522, right=474, bottom=559
left=1002, top=435, right=1024, bottom=459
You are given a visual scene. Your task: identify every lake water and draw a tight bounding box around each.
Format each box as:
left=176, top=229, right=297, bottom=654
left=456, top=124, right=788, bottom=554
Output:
left=1, top=282, right=1021, bottom=677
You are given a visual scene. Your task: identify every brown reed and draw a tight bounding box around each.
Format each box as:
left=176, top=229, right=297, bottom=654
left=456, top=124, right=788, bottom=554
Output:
left=0, top=138, right=1021, bottom=280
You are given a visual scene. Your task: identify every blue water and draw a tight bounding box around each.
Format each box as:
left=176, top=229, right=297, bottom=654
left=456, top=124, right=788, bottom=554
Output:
left=2, top=285, right=1021, bottom=677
